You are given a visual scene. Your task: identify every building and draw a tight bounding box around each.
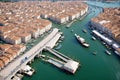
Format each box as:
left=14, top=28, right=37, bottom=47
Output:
left=91, top=8, right=120, bottom=44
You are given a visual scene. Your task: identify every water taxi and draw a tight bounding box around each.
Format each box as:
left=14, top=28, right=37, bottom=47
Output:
left=105, top=50, right=111, bottom=55
left=55, top=44, right=62, bottom=50
left=75, top=34, right=90, bottom=47
left=82, top=29, right=87, bottom=33
left=92, top=36, right=96, bottom=40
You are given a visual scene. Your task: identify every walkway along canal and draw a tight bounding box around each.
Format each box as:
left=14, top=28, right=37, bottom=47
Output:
left=0, top=28, right=62, bottom=80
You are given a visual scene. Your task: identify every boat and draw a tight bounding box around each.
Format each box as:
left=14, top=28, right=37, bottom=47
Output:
left=92, top=36, right=96, bottom=40
left=92, top=51, right=97, bottom=55
left=102, top=42, right=106, bottom=45
left=82, top=29, right=87, bottom=33
left=71, top=29, right=74, bottom=32
left=21, top=65, right=35, bottom=76
left=60, top=36, right=64, bottom=40
left=55, top=44, right=62, bottom=50
left=105, top=50, right=111, bottom=55
left=55, top=43, right=59, bottom=47
left=114, top=51, right=120, bottom=56
left=58, top=40, right=62, bottom=43
left=75, top=34, right=90, bottom=47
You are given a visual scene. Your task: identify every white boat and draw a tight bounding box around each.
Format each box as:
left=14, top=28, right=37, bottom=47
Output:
left=60, top=36, right=64, bottom=40
left=105, top=50, right=111, bottom=55
left=55, top=44, right=62, bottom=50
left=75, top=34, right=90, bottom=47
left=92, top=36, right=96, bottom=40
left=114, top=51, right=120, bottom=56
left=21, top=65, right=35, bottom=76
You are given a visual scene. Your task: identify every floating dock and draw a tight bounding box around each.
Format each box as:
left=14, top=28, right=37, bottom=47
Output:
left=44, top=47, right=80, bottom=74
left=48, top=58, right=64, bottom=68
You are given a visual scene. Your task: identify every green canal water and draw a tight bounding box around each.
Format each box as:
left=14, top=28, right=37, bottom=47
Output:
left=23, top=1, right=120, bottom=80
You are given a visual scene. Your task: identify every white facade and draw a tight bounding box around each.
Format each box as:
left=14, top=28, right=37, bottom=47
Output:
left=91, top=21, right=113, bottom=37
left=3, top=36, right=21, bottom=45
left=85, top=6, right=88, bottom=12
left=41, top=14, right=48, bottom=19
left=11, top=37, right=21, bottom=45
left=76, top=12, right=80, bottom=18
left=31, top=29, right=40, bottom=39
left=21, top=34, right=31, bottom=43
left=69, top=14, right=76, bottom=21
left=65, top=16, right=69, bottom=22
left=39, top=27, right=46, bottom=35
left=45, top=23, right=52, bottom=31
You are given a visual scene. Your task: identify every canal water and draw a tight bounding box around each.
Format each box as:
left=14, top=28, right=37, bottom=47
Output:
left=23, top=1, right=120, bottom=80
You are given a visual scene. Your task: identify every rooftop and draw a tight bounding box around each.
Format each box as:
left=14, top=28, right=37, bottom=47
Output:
left=91, top=8, right=120, bottom=41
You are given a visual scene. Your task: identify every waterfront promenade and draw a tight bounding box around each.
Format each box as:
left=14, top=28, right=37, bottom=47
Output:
left=0, top=28, right=61, bottom=80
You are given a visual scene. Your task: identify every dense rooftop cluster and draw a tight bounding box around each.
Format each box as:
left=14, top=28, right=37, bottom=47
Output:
left=0, top=1, right=88, bottom=44
left=0, top=1, right=88, bottom=70
left=40, top=1, right=88, bottom=23
left=0, top=44, right=26, bottom=69
left=91, top=8, right=120, bottom=43
left=0, top=2, right=53, bottom=44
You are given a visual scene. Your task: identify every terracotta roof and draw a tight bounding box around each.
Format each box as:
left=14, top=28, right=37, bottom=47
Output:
left=0, top=60, right=4, bottom=68
left=6, top=48, right=17, bottom=58
left=92, top=8, right=120, bottom=40
left=0, top=55, right=10, bottom=65
left=0, top=44, right=12, bottom=51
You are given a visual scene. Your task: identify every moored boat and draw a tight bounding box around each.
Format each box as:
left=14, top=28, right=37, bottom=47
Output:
left=114, top=51, right=120, bottom=56
left=92, top=36, right=96, bottom=40
left=55, top=44, right=62, bottom=50
left=105, top=50, right=111, bottom=55
left=75, top=34, right=90, bottom=47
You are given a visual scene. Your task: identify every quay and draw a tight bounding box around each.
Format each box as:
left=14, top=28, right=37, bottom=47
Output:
left=66, top=19, right=77, bottom=28
left=0, top=28, right=61, bottom=80
left=44, top=47, right=79, bottom=74
left=92, top=30, right=120, bottom=56
left=79, top=11, right=89, bottom=20
left=47, top=56, right=65, bottom=68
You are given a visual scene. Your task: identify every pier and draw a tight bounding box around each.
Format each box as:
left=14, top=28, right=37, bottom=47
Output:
left=47, top=57, right=64, bottom=68
left=45, top=47, right=72, bottom=62
left=44, top=47, right=79, bottom=74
